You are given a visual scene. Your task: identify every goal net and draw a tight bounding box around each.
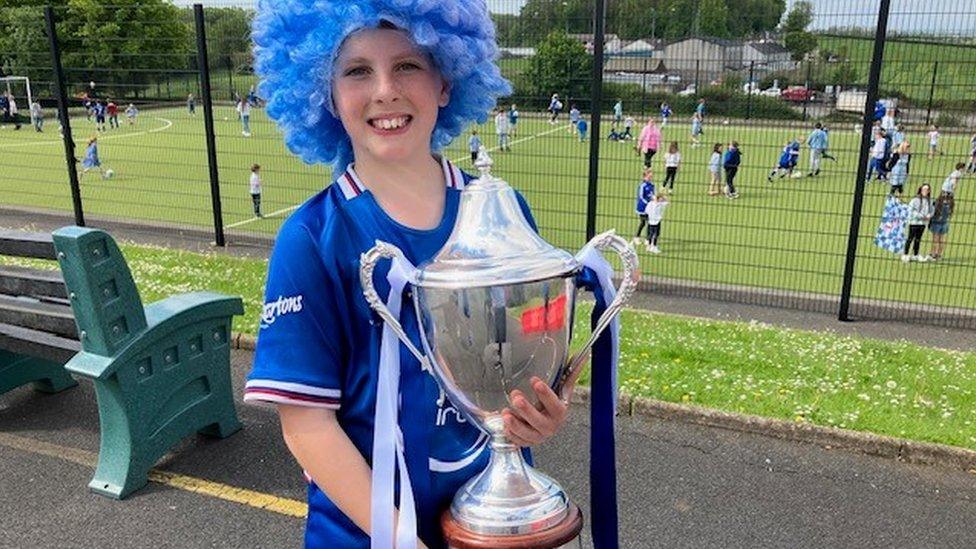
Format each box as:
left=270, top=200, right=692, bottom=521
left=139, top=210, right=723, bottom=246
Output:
left=0, top=76, right=35, bottom=122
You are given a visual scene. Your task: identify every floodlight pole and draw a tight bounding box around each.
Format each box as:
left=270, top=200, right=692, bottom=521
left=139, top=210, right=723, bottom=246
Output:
left=194, top=4, right=226, bottom=247
left=45, top=7, right=84, bottom=227
left=839, top=0, right=891, bottom=322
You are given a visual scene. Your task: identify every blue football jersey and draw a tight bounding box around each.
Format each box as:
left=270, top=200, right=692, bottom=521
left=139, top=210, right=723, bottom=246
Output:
left=245, top=156, right=537, bottom=548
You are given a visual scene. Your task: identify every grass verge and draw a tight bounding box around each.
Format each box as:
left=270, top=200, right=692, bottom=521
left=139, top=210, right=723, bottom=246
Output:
left=4, top=240, right=974, bottom=451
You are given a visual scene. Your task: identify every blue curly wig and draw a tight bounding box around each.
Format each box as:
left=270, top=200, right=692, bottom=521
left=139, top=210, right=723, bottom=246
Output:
left=252, top=0, right=511, bottom=176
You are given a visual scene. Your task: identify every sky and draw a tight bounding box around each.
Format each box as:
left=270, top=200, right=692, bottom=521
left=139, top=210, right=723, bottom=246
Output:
left=170, top=0, right=976, bottom=35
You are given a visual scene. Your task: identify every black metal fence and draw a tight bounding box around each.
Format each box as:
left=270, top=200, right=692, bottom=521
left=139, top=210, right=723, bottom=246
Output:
left=1, top=1, right=974, bottom=330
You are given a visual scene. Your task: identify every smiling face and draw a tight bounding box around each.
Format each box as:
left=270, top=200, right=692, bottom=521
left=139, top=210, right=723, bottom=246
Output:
left=332, top=27, right=450, bottom=168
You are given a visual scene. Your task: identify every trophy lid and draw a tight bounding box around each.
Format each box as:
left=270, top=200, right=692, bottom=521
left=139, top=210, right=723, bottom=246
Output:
left=416, top=149, right=579, bottom=290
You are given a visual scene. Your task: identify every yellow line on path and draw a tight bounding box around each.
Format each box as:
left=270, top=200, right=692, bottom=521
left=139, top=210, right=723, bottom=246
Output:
left=0, top=432, right=306, bottom=518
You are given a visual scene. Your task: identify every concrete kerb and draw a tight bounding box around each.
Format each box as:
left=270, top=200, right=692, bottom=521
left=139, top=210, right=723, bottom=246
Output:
left=234, top=332, right=976, bottom=474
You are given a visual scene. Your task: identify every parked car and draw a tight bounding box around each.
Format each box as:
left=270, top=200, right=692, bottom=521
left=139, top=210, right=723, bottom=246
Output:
left=742, top=82, right=762, bottom=95
left=781, top=86, right=816, bottom=102
left=677, top=84, right=696, bottom=97
left=761, top=87, right=781, bottom=97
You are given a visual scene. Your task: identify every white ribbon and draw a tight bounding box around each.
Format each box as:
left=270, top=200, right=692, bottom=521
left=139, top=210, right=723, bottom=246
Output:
left=578, top=247, right=620, bottom=414
left=371, top=254, right=420, bottom=549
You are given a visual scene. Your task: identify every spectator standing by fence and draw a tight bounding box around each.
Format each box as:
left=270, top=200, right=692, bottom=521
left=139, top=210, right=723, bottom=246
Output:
left=239, top=97, right=251, bottom=137
left=807, top=122, right=828, bottom=177
left=622, top=115, right=635, bottom=140
left=249, top=164, right=263, bottom=218
left=508, top=104, right=519, bottom=137
left=494, top=109, right=510, bottom=151
left=6, top=94, right=21, bottom=130
left=942, top=163, right=965, bottom=196
left=468, top=130, right=481, bottom=163
left=643, top=192, right=669, bottom=254
left=548, top=93, right=562, bottom=124
left=723, top=141, right=741, bottom=199
left=927, top=125, right=941, bottom=159
left=568, top=105, right=580, bottom=134
left=708, top=143, right=723, bottom=196
left=125, top=103, right=138, bottom=125
left=637, top=118, right=661, bottom=167
left=29, top=101, right=42, bottom=132
left=902, top=184, right=933, bottom=262
left=927, top=191, right=954, bottom=261
left=662, top=141, right=681, bottom=193
left=691, top=112, right=703, bottom=147
left=886, top=141, right=911, bottom=196
left=632, top=167, right=656, bottom=246
left=107, top=100, right=119, bottom=129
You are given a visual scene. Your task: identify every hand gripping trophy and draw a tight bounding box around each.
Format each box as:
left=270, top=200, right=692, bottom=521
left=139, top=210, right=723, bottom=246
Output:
left=361, top=149, right=639, bottom=548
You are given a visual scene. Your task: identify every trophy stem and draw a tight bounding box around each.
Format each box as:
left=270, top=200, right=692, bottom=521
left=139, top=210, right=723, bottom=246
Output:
left=443, top=432, right=583, bottom=546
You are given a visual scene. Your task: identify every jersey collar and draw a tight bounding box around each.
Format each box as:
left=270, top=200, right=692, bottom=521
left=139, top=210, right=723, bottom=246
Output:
left=336, top=155, right=465, bottom=201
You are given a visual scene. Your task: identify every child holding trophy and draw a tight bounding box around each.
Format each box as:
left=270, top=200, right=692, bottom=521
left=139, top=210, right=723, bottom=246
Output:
left=241, top=2, right=620, bottom=548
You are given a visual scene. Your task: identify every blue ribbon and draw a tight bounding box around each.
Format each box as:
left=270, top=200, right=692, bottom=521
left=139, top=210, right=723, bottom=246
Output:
left=577, top=252, right=620, bottom=549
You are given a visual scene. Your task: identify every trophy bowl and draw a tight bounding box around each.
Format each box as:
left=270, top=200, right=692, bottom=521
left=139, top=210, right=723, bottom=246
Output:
left=360, top=151, right=638, bottom=545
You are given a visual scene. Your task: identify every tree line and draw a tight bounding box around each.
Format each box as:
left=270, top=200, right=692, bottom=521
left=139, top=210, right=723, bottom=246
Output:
left=493, top=0, right=788, bottom=46
left=0, top=0, right=251, bottom=99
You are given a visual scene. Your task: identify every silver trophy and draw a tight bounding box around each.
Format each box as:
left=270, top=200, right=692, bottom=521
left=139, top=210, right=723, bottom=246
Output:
left=360, top=150, right=638, bottom=545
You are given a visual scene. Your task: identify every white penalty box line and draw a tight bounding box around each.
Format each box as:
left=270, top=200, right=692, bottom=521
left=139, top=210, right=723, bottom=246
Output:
left=226, top=123, right=566, bottom=230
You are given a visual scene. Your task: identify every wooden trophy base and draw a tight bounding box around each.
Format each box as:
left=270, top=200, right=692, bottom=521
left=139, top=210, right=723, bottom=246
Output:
left=441, top=503, right=583, bottom=549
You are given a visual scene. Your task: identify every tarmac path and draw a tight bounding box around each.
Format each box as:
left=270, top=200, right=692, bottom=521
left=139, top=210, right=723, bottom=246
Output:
left=2, top=347, right=976, bottom=548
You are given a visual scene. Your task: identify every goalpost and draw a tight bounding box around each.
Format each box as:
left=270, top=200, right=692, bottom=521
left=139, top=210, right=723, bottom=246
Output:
left=0, top=76, right=35, bottom=125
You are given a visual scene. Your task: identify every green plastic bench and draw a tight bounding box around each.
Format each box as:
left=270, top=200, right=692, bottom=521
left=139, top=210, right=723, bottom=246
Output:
left=52, top=226, right=244, bottom=499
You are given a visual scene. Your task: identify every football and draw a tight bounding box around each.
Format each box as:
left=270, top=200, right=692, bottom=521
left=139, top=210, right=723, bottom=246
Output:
left=104, top=169, right=115, bottom=180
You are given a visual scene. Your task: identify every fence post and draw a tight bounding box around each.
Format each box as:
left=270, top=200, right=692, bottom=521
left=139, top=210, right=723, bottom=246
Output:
left=45, top=6, right=84, bottom=227
left=585, top=0, right=608, bottom=242
left=838, top=0, right=891, bottom=322
left=639, top=57, right=647, bottom=119
left=746, top=61, right=755, bottom=120
left=802, top=61, right=812, bottom=121
left=194, top=4, right=226, bottom=247
left=925, top=61, right=938, bottom=126
left=227, top=56, right=234, bottom=101
left=694, top=59, right=700, bottom=90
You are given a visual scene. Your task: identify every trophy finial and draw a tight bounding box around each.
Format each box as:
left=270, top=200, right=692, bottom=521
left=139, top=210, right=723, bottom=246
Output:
left=474, top=146, right=493, bottom=178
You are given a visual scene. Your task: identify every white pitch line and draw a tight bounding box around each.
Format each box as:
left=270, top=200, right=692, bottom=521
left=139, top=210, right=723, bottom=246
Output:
left=226, top=204, right=301, bottom=229
left=226, top=123, right=567, bottom=231
left=452, top=122, right=566, bottom=163
left=0, top=117, right=173, bottom=149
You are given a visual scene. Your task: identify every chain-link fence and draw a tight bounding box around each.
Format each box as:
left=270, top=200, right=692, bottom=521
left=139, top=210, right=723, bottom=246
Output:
left=1, top=0, right=974, bottom=329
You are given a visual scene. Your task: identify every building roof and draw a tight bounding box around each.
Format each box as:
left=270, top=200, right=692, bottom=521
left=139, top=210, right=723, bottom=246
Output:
left=667, top=36, right=744, bottom=48
left=567, top=33, right=620, bottom=44
left=747, top=41, right=790, bottom=55
left=604, top=57, right=668, bottom=74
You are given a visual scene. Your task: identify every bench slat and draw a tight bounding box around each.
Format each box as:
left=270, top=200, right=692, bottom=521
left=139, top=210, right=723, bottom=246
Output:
left=0, top=321, right=80, bottom=363
left=0, top=231, right=57, bottom=260
left=0, top=294, right=77, bottom=339
left=0, top=266, right=68, bottom=299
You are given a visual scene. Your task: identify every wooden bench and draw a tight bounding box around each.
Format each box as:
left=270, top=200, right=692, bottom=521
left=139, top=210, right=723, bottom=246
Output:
left=0, top=227, right=245, bottom=499
left=0, top=230, right=80, bottom=396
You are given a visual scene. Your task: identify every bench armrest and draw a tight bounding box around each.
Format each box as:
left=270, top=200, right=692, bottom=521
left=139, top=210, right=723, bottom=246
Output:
left=143, top=292, right=244, bottom=328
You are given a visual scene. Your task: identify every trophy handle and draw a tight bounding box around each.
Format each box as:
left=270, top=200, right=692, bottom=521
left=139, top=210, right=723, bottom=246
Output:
left=558, top=230, right=639, bottom=398
left=360, top=241, right=431, bottom=369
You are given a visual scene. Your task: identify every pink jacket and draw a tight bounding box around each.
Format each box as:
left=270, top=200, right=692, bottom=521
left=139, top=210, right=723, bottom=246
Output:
left=638, top=123, right=661, bottom=153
